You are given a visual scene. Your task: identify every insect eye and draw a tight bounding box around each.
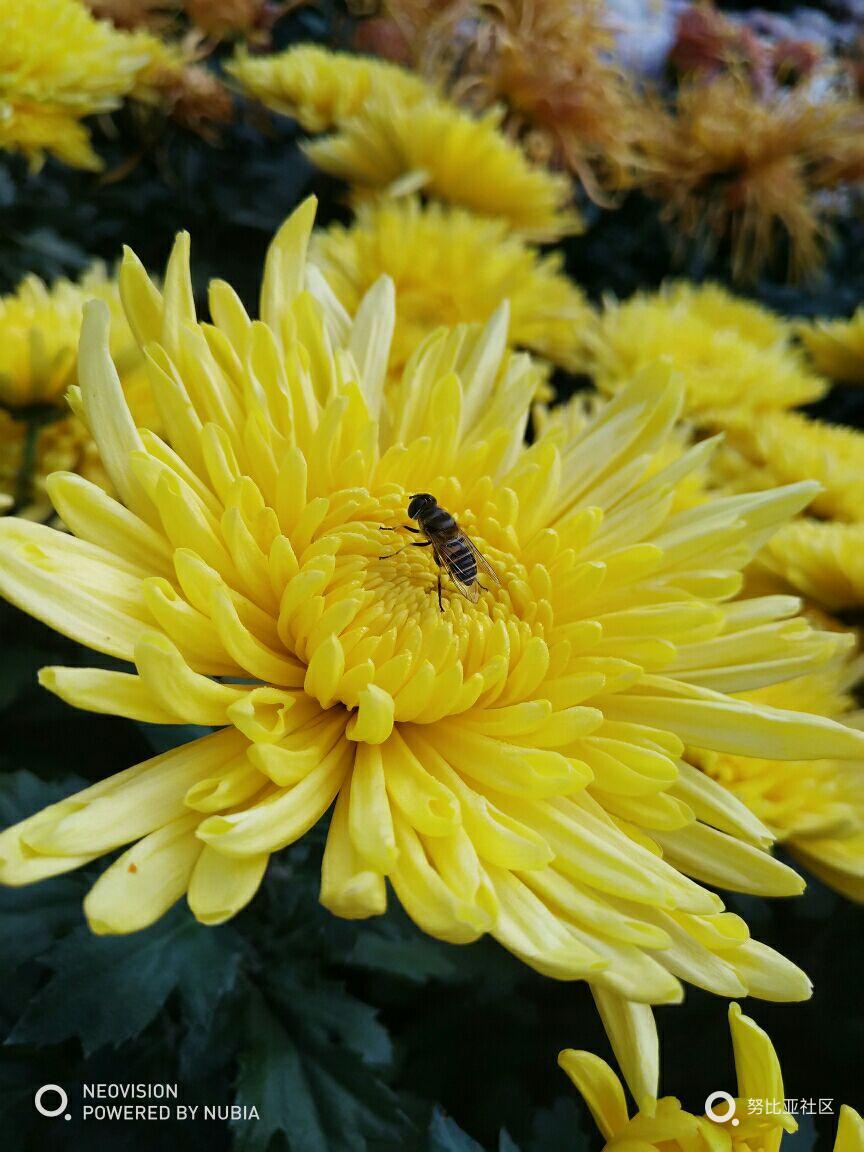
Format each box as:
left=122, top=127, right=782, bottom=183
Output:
left=408, top=493, right=433, bottom=517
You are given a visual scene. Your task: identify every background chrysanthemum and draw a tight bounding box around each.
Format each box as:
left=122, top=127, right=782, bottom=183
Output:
left=715, top=410, right=864, bottom=525
left=378, top=0, right=648, bottom=201
left=227, top=43, right=431, bottom=132
left=692, top=646, right=864, bottom=903
left=800, top=306, right=864, bottom=386
left=0, top=0, right=170, bottom=169
left=309, top=197, right=594, bottom=373
left=304, top=87, right=581, bottom=240
left=0, top=262, right=153, bottom=518
left=2, top=200, right=864, bottom=1108
left=587, top=282, right=826, bottom=425
left=758, top=520, right=864, bottom=613
left=229, top=43, right=579, bottom=240
left=561, top=1002, right=863, bottom=1152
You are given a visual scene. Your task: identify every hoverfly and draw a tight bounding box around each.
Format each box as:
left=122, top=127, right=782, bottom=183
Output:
left=379, top=493, right=501, bottom=611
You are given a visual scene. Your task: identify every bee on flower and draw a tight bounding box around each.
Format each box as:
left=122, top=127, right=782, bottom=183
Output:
left=3, top=199, right=864, bottom=1107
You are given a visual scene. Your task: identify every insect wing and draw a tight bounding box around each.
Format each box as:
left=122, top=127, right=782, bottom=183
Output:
left=461, top=533, right=501, bottom=587
left=434, top=542, right=481, bottom=603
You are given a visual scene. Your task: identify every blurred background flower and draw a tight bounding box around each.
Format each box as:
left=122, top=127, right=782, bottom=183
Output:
left=0, top=262, right=154, bottom=518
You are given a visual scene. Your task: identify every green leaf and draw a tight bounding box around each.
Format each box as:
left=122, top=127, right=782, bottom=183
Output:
left=0, top=643, right=44, bottom=712
left=9, top=906, right=243, bottom=1055
left=0, top=879, right=83, bottom=970
left=270, top=968, right=392, bottom=1067
left=498, top=1134, right=522, bottom=1152
left=347, top=921, right=461, bottom=985
left=428, top=1108, right=487, bottom=1152
left=526, top=1098, right=588, bottom=1152
left=233, top=985, right=409, bottom=1152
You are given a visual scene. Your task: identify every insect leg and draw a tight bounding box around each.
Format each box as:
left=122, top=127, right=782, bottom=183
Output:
left=437, top=569, right=443, bottom=612
left=379, top=540, right=433, bottom=559
left=379, top=525, right=421, bottom=533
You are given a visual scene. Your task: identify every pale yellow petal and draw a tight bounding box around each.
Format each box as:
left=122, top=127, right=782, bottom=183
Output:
left=590, top=987, right=659, bottom=1115
left=557, top=1049, right=629, bottom=1141
left=187, top=845, right=269, bottom=925
left=84, top=813, right=203, bottom=935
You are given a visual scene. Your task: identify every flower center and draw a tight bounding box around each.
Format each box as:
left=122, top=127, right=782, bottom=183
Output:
left=277, top=483, right=547, bottom=740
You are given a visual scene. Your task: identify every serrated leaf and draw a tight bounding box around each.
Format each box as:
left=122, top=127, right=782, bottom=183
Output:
left=233, top=986, right=409, bottom=1152
left=9, top=906, right=243, bottom=1055
left=526, top=1097, right=588, bottom=1152
left=347, top=923, right=460, bottom=985
left=271, top=970, right=392, bottom=1067
left=499, top=1133, right=522, bottom=1152
left=0, top=879, right=84, bottom=970
left=428, top=1108, right=487, bottom=1152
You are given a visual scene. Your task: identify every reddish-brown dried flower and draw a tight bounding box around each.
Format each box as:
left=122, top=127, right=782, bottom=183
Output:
left=639, top=75, right=864, bottom=281
left=84, top=0, right=179, bottom=31
left=144, top=60, right=235, bottom=137
left=183, top=0, right=284, bottom=41
left=378, top=0, right=648, bottom=201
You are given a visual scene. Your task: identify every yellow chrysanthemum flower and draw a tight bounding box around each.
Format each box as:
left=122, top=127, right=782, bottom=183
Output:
left=759, top=520, right=864, bottom=612
left=4, top=200, right=864, bottom=1107
left=692, top=646, right=864, bottom=902
left=305, top=91, right=581, bottom=241
left=589, top=284, right=827, bottom=424
left=534, top=392, right=706, bottom=514
left=0, top=262, right=152, bottom=517
left=800, top=306, right=864, bottom=385
left=309, top=198, right=594, bottom=373
left=226, top=44, right=430, bottom=133
left=716, top=410, right=864, bottom=525
left=561, top=1002, right=863, bottom=1152
left=0, top=0, right=167, bottom=169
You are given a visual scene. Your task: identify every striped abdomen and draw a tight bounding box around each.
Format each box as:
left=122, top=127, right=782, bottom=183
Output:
left=437, top=535, right=477, bottom=584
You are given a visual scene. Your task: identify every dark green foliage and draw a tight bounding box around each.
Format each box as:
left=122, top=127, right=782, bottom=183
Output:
left=8, top=913, right=244, bottom=1055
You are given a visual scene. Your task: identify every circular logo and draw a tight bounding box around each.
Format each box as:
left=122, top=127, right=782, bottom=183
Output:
left=34, top=1084, right=70, bottom=1119
left=705, top=1091, right=739, bottom=1126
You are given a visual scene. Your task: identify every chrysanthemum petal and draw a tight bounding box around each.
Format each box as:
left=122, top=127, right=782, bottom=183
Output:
left=590, top=987, right=659, bottom=1113
left=557, top=1049, right=629, bottom=1141
left=0, top=518, right=151, bottom=660
left=84, top=813, right=203, bottom=935
left=38, top=666, right=178, bottom=724
left=45, top=472, right=173, bottom=577
left=654, top=824, right=804, bottom=897
left=78, top=300, right=156, bottom=523
left=835, top=1107, right=864, bottom=1152
left=196, top=741, right=351, bottom=856
left=22, top=729, right=248, bottom=858
left=188, top=845, right=269, bottom=926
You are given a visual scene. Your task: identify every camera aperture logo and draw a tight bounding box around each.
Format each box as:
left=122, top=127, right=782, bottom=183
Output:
left=35, top=1084, right=71, bottom=1121
left=705, top=1091, right=739, bottom=1126
left=34, top=1083, right=259, bottom=1123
